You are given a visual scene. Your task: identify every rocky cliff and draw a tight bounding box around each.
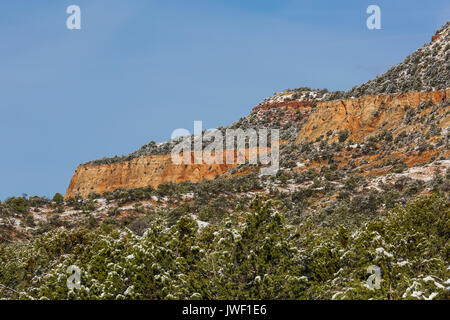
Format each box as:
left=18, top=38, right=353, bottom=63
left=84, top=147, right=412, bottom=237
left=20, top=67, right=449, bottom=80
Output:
left=296, top=89, right=450, bottom=143
left=65, top=154, right=230, bottom=198
left=65, top=148, right=268, bottom=198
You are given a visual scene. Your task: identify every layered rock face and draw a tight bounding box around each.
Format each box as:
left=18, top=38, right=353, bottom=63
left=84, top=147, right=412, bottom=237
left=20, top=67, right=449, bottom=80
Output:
left=65, top=148, right=268, bottom=198
left=66, top=154, right=237, bottom=198
left=296, top=89, right=450, bottom=143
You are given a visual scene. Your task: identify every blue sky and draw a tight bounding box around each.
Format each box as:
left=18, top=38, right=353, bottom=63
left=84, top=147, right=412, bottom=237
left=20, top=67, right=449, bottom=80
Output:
left=0, top=0, right=449, bottom=199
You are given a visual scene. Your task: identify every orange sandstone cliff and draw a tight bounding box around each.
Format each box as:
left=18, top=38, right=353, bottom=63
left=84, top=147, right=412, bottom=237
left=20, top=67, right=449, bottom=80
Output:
left=296, top=89, right=450, bottom=144
left=65, top=148, right=269, bottom=198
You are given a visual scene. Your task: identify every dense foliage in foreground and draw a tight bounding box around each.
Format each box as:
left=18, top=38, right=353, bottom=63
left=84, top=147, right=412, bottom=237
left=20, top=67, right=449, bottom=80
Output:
left=0, top=194, right=448, bottom=300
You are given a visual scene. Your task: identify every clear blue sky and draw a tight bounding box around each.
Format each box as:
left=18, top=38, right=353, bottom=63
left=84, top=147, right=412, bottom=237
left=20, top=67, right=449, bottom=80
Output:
left=0, top=0, right=448, bottom=199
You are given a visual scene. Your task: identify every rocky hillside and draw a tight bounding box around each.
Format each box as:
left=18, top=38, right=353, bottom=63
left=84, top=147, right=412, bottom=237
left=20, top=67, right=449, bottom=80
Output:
left=344, top=22, right=450, bottom=98
left=73, top=21, right=450, bottom=171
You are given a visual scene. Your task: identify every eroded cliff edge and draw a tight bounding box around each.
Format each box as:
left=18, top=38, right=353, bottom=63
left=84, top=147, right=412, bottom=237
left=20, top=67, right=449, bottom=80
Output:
left=296, top=89, right=450, bottom=143
left=65, top=154, right=237, bottom=198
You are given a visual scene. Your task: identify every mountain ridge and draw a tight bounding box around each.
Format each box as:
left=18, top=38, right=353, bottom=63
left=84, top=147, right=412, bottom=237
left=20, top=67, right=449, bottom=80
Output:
left=79, top=22, right=450, bottom=170
left=66, top=88, right=450, bottom=198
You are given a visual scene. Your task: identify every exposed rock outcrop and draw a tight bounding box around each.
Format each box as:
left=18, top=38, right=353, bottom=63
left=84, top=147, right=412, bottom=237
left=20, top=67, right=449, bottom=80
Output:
left=65, top=149, right=269, bottom=198
left=296, top=89, right=450, bottom=143
left=65, top=154, right=233, bottom=198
